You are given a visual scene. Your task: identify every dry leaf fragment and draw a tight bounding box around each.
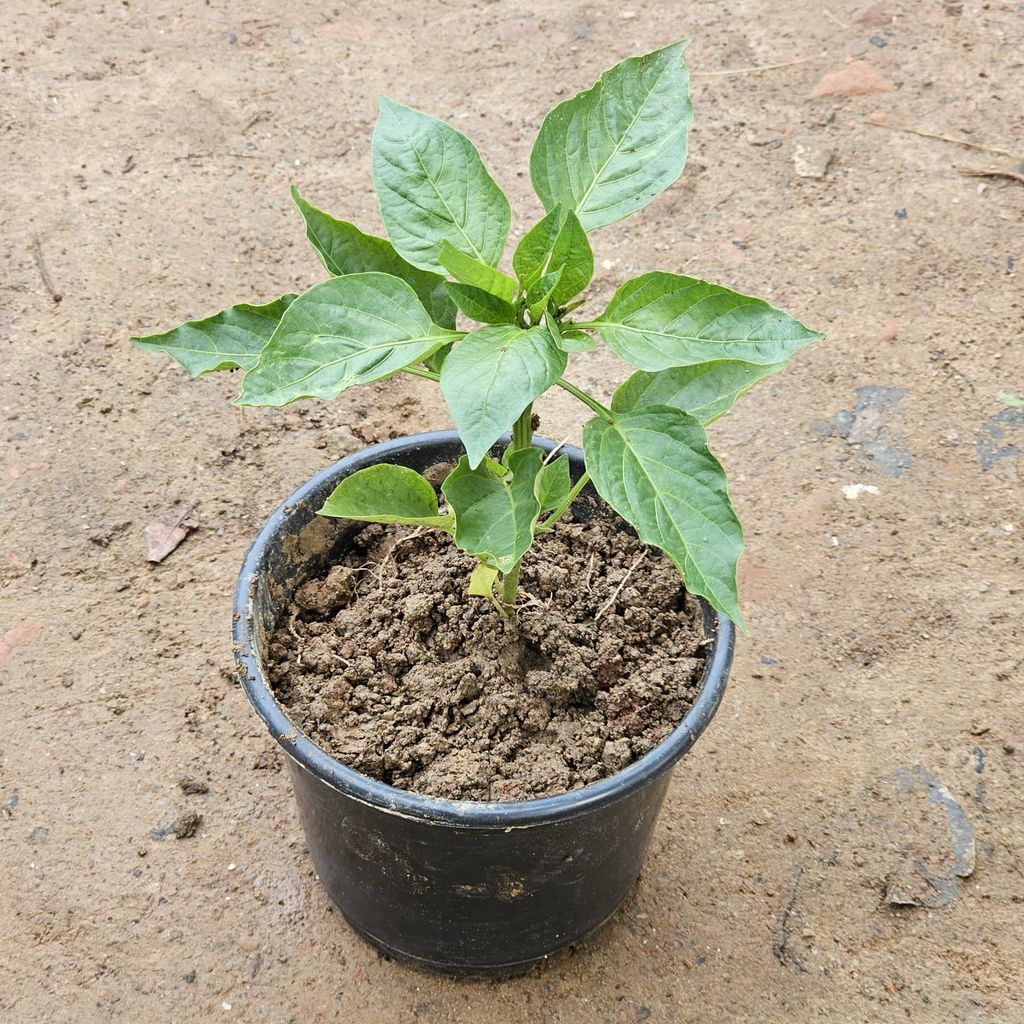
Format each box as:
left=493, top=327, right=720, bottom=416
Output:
left=144, top=505, right=198, bottom=562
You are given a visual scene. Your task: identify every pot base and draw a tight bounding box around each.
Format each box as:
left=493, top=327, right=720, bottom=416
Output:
left=343, top=904, right=624, bottom=978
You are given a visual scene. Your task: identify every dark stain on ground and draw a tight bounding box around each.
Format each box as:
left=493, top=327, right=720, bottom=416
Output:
left=813, top=385, right=914, bottom=477
left=976, top=407, right=1024, bottom=470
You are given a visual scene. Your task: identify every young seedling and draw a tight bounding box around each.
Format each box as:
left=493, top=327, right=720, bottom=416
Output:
left=133, top=41, right=822, bottom=628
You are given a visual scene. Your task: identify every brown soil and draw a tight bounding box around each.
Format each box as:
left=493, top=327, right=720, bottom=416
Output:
left=4, top=2, right=1023, bottom=1021
left=270, top=518, right=707, bottom=801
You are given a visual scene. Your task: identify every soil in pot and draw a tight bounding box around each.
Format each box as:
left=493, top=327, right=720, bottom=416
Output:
left=267, top=506, right=710, bottom=801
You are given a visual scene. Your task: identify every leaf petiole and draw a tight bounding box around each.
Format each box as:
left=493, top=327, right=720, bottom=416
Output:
left=405, top=365, right=441, bottom=382
left=537, top=471, right=590, bottom=532
left=555, top=377, right=613, bottom=420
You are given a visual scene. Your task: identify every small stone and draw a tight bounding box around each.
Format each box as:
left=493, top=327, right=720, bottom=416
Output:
left=173, top=810, right=203, bottom=839
left=809, top=62, right=894, bottom=98
left=895, top=208, right=908, bottom=220
left=422, top=462, right=454, bottom=488
left=878, top=319, right=899, bottom=342
left=856, top=4, right=892, bottom=27
left=794, top=137, right=836, bottom=179
left=1002, top=743, right=1016, bottom=755
left=178, top=776, right=210, bottom=795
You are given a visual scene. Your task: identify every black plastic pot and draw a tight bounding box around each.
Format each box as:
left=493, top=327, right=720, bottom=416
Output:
left=233, top=431, right=733, bottom=977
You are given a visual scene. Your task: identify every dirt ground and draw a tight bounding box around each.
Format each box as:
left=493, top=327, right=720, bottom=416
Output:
left=3, top=1, right=1023, bottom=1021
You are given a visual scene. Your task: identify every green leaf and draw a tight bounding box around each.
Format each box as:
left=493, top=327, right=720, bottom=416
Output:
left=318, top=464, right=453, bottom=529
left=548, top=210, right=593, bottom=306
left=445, top=282, right=516, bottom=325
left=582, top=406, right=744, bottom=625
left=441, top=448, right=544, bottom=572
left=468, top=561, right=500, bottom=601
left=537, top=454, right=571, bottom=512
left=438, top=241, right=517, bottom=304
left=590, top=272, right=823, bottom=371
left=290, top=186, right=455, bottom=328
left=512, top=208, right=592, bottom=305
left=526, top=267, right=563, bottom=322
left=558, top=329, right=597, bottom=353
left=513, top=207, right=562, bottom=288
left=372, top=97, right=511, bottom=273
left=236, top=273, right=457, bottom=407
left=530, top=41, right=693, bottom=230
left=424, top=342, right=454, bottom=374
left=440, top=325, right=567, bottom=468
left=546, top=317, right=595, bottom=353
left=613, top=360, right=785, bottom=424
left=131, top=294, right=296, bottom=377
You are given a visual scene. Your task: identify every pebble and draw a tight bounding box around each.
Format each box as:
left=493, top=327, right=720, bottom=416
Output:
left=842, top=483, right=880, bottom=500
left=809, top=62, right=894, bottom=98
left=793, top=137, right=836, bottom=179
left=173, top=810, right=203, bottom=839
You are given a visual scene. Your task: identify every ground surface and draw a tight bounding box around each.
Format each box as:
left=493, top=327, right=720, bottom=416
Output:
left=2, top=1, right=1022, bottom=1021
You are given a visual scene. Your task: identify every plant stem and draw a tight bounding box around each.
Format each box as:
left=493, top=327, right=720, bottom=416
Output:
left=406, top=365, right=440, bottom=382
left=567, top=320, right=603, bottom=331
left=509, top=402, right=534, bottom=453
left=537, top=471, right=590, bottom=531
left=500, top=561, right=522, bottom=609
left=556, top=377, right=613, bottom=420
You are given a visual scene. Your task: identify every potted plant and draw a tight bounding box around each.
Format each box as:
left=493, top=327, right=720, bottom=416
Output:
left=133, top=40, right=821, bottom=976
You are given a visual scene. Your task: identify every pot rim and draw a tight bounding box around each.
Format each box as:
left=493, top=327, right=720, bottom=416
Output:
left=233, top=430, right=734, bottom=829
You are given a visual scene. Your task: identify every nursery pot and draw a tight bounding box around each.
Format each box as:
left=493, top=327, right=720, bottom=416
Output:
left=234, top=431, right=734, bottom=977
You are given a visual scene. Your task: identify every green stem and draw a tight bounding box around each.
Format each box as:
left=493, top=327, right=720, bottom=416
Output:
left=498, top=403, right=537, bottom=610
left=509, top=402, right=534, bottom=453
left=406, top=365, right=440, bottom=382
left=537, top=471, right=590, bottom=532
left=500, top=561, right=522, bottom=609
left=556, top=378, right=613, bottom=420
left=569, top=320, right=603, bottom=331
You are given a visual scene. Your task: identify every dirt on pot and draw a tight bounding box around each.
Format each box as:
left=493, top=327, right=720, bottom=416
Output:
left=268, top=512, right=708, bottom=801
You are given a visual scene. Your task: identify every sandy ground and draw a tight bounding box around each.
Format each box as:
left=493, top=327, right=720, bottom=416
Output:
left=3, top=1, right=1023, bottom=1021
